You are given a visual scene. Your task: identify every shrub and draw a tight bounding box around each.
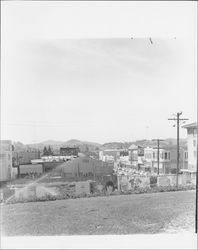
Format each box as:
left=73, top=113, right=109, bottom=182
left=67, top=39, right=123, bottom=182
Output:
left=4, top=182, right=196, bottom=205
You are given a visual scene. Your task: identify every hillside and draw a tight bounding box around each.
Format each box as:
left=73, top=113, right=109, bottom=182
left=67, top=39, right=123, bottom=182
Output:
left=26, top=139, right=101, bottom=153
left=13, top=137, right=187, bottom=153
left=102, top=138, right=187, bottom=149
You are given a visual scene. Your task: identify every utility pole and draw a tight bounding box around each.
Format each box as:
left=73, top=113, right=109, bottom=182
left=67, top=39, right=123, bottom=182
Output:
left=152, top=139, right=164, bottom=175
left=168, top=112, right=188, bottom=188
left=93, top=163, right=96, bottom=181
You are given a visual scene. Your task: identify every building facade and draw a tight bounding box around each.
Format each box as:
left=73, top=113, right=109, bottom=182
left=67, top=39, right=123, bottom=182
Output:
left=99, top=149, right=120, bottom=162
left=0, top=140, right=17, bottom=182
left=183, top=122, right=197, bottom=172
left=12, top=150, right=41, bottom=166
left=128, top=144, right=144, bottom=169
left=19, top=164, right=43, bottom=177
left=144, top=145, right=188, bottom=174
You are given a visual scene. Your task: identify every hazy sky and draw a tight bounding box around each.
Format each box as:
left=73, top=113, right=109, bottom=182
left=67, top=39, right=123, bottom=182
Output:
left=1, top=2, right=197, bottom=144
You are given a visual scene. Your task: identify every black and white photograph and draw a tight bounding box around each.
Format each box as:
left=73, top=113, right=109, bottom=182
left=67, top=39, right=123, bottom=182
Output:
left=0, top=1, right=197, bottom=249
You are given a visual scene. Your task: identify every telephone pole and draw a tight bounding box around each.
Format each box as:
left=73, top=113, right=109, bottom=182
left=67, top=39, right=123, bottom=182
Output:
left=152, top=139, right=164, bottom=175
left=168, top=112, right=188, bottom=187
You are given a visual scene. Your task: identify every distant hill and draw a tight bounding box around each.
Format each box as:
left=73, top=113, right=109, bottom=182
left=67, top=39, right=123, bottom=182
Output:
left=37, top=140, right=65, bottom=146
left=102, top=138, right=187, bottom=150
left=26, top=139, right=102, bottom=153
left=14, top=137, right=187, bottom=153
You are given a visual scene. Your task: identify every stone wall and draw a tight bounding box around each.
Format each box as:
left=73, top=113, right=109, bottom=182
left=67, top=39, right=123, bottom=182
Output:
left=118, top=175, right=150, bottom=191
left=12, top=181, right=92, bottom=202
left=118, top=172, right=196, bottom=191
left=75, top=181, right=91, bottom=196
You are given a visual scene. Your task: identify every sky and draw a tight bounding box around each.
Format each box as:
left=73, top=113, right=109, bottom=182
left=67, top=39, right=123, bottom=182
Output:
left=1, top=1, right=197, bottom=144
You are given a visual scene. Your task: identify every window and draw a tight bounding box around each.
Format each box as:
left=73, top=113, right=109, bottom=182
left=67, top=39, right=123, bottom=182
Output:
left=168, top=152, right=171, bottom=160
left=153, top=152, right=155, bottom=159
left=164, top=152, right=170, bottom=160
left=193, top=151, right=197, bottom=158
left=185, top=151, right=188, bottom=160
left=145, top=153, right=151, bottom=159
left=193, top=140, right=196, bottom=147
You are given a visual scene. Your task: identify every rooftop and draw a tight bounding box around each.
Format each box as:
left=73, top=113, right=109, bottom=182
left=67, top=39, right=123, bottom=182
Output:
left=182, top=122, right=197, bottom=129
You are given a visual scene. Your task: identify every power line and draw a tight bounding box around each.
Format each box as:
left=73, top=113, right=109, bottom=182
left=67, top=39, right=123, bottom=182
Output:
left=168, top=112, right=189, bottom=188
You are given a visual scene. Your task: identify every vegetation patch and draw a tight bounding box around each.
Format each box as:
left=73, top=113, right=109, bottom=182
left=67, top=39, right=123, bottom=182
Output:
left=2, top=184, right=195, bottom=205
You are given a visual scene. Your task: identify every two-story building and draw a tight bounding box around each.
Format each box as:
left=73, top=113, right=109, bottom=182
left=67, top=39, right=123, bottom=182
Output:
left=0, top=140, right=17, bottom=182
left=144, top=145, right=188, bottom=174
left=183, top=122, right=197, bottom=172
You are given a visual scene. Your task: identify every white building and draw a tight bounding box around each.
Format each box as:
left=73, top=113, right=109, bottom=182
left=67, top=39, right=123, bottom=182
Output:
left=144, top=147, right=171, bottom=174
left=183, top=122, right=197, bottom=172
left=0, top=140, right=17, bottom=182
left=99, top=149, right=120, bottom=163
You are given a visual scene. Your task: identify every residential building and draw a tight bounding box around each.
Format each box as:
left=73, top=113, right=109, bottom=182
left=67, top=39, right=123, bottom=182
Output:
left=144, top=145, right=188, bottom=174
left=128, top=144, right=144, bottom=169
left=0, top=140, right=17, bottom=182
left=99, top=149, right=121, bottom=162
left=183, top=122, right=197, bottom=172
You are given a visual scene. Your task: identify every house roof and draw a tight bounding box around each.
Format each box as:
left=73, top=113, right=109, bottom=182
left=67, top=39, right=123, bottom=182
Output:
left=182, top=122, right=197, bottom=129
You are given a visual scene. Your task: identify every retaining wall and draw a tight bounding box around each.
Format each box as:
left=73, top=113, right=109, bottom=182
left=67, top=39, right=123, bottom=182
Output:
left=118, top=172, right=196, bottom=191
left=12, top=180, right=93, bottom=201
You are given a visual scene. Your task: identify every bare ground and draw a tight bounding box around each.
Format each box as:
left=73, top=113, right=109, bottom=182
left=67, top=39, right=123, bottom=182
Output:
left=0, top=190, right=196, bottom=236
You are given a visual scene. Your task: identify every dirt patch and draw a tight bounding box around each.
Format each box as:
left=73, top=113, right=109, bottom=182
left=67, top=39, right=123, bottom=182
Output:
left=163, top=212, right=195, bottom=233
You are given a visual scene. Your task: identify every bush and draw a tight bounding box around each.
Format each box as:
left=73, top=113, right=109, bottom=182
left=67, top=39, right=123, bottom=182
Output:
left=4, top=183, right=196, bottom=205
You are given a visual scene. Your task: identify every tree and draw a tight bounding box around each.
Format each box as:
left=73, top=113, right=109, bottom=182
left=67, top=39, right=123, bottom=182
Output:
left=48, top=146, right=53, bottom=156
left=43, top=146, right=48, bottom=156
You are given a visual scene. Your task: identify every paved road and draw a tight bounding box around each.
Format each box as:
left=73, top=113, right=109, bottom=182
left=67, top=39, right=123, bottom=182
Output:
left=1, top=190, right=196, bottom=236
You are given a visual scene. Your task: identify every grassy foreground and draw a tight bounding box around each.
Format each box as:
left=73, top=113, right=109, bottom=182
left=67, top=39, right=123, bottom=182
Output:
left=1, top=190, right=196, bottom=236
